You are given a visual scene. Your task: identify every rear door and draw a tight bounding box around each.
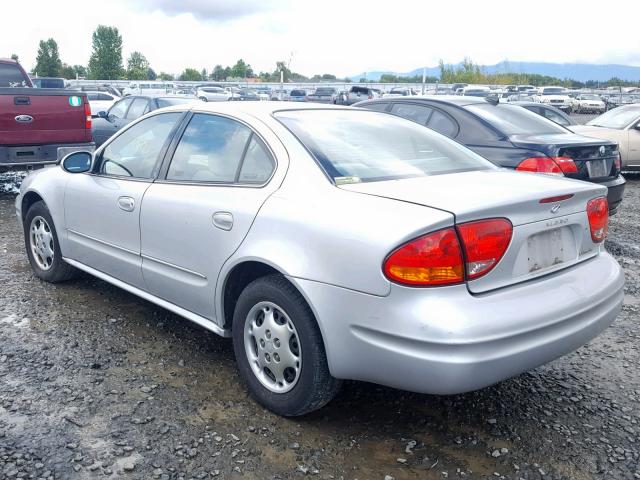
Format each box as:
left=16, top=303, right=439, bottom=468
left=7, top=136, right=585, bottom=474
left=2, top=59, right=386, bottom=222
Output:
left=64, top=112, right=183, bottom=289
left=140, top=112, right=278, bottom=319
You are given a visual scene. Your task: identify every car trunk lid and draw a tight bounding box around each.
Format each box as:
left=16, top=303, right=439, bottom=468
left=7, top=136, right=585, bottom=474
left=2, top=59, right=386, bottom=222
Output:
left=340, top=170, right=607, bottom=293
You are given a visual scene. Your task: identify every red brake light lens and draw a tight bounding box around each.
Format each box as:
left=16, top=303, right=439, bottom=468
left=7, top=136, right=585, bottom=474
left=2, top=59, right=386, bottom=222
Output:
left=383, top=228, right=464, bottom=286
left=84, top=101, right=92, bottom=130
left=516, top=157, right=577, bottom=175
left=614, top=153, right=621, bottom=171
left=456, top=218, right=513, bottom=280
left=587, top=197, right=608, bottom=243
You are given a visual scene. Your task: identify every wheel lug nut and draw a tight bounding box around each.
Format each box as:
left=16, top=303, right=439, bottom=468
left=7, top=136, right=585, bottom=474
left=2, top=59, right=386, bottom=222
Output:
left=274, top=339, right=280, bottom=348
left=265, top=330, right=271, bottom=339
left=260, top=339, right=265, bottom=348
left=273, top=353, right=280, bottom=362
left=265, top=353, right=271, bottom=362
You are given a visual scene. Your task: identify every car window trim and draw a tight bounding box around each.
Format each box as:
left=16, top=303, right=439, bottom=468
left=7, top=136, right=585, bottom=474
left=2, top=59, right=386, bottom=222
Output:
left=156, top=111, right=277, bottom=188
left=92, top=110, right=188, bottom=182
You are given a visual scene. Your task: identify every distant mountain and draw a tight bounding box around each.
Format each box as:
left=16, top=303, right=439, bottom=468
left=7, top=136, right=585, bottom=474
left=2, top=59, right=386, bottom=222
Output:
left=350, top=61, right=640, bottom=82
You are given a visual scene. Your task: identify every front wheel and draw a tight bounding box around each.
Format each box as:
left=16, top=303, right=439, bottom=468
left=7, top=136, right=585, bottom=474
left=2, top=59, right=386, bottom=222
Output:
left=232, top=275, right=341, bottom=416
left=23, top=201, right=77, bottom=283
left=199, top=96, right=208, bottom=102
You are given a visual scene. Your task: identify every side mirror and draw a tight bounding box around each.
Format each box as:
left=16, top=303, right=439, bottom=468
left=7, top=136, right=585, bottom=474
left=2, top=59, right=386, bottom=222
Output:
left=61, top=151, right=93, bottom=174
left=98, top=111, right=108, bottom=119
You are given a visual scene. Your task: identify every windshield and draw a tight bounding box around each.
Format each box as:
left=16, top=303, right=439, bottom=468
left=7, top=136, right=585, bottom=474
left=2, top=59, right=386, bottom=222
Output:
left=275, top=110, right=495, bottom=183
left=290, top=90, right=306, bottom=96
left=315, top=88, right=335, bottom=95
left=580, top=95, right=600, bottom=100
left=155, top=97, right=195, bottom=108
left=464, top=89, right=490, bottom=97
left=586, top=107, right=640, bottom=129
left=466, top=103, right=567, bottom=135
left=541, top=88, right=567, bottom=95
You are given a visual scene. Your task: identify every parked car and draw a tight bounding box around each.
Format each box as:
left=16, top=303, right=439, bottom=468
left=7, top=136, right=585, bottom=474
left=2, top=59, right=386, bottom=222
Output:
left=288, top=89, right=308, bottom=102
left=122, top=82, right=175, bottom=96
left=270, top=89, right=290, bottom=101
left=604, top=94, right=637, bottom=111
left=229, top=89, right=260, bottom=101
left=0, top=58, right=94, bottom=170
left=571, top=105, right=640, bottom=171
left=68, top=84, right=123, bottom=97
left=334, top=90, right=349, bottom=105
left=355, top=96, right=625, bottom=214
left=461, top=86, right=491, bottom=97
left=253, top=87, right=271, bottom=101
left=91, top=95, right=196, bottom=147
left=305, top=87, right=337, bottom=103
left=382, top=87, right=420, bottom=98
left=345, top=86, right=381, bottom=105
left=511, top=101, right=576, bottom=127
left=86, top=91, right=120, bottom=116
left=538, top=86, right=573, bottom=112
left=572, top=94, right=606, bottom=114
left=16, top=102, right=623, bottom=416
left=31, top=77, right=66, bottom=89
left=196, top=86, right=232, bottom=102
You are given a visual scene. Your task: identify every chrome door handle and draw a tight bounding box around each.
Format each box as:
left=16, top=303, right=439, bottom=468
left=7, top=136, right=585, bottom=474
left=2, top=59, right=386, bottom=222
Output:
left=212, top=212, right=233, bottom=231
left=117, top=196, right=135, bottom=212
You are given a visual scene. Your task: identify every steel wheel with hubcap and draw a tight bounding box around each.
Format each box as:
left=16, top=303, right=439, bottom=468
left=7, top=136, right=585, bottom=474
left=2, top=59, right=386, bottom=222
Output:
left=232, top=275, right=341, bottom=416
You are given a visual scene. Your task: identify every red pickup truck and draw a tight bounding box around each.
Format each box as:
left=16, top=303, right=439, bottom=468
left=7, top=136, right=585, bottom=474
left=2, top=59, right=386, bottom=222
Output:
left=0, top=58, right=94, bottom=171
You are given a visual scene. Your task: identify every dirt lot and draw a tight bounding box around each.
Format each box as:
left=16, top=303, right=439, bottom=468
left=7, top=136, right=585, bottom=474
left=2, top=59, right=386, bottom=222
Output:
left=1, top=177, right=639, bottom=480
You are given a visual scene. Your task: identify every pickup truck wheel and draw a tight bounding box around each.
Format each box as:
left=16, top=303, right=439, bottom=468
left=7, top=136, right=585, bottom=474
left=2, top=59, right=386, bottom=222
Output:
left=24, top=201, right=77, bottom=283
left=232, top=275, right=341, bottom=416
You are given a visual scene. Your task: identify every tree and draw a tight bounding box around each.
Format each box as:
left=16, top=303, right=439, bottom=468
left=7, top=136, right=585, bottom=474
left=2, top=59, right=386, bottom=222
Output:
left=230, top=59, right=250, bottom=78
left=34, top=38, right=62, bottom=77
left=60, top=63, right=75, bottom=79
left=11, top=53, right=18, bottom=61
left=146, top=68, right=157, bottom=80
left=201, top=68, right=208, bottom=80
left=88, top=25, right=124, bottom=80
left=211, top=64, right=225, bottom=81
left=179, top=68, right=202, bottom=81
left=125, top=51, right=149, bottom=80
left=158, top=72, right=174, bottom=81
left=72, top=65, right=87, bottom=78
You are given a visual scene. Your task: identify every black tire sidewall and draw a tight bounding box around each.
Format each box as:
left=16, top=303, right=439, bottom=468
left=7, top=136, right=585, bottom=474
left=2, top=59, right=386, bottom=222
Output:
left=232, top=276, right=331, bottom=416
left=23, top=201, right=66, bottom=282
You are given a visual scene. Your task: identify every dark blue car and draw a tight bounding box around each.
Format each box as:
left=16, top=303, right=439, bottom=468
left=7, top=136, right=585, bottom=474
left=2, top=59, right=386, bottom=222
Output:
left=356, top=96, right=625, bottom=214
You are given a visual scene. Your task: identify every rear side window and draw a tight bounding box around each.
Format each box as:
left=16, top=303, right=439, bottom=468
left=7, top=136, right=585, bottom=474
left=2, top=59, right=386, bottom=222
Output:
left=361, top=102, right=389, bottom=112
left=167, top=114, right=252, bottom=183
left=0, top=63, right=27, bottom=87
left=276, top=110, right=495, bottom=183
left=100, top=113, right=181, bottom=179
left=126, top=98, right=149, bottom=119
left=427, top=110, right=458, bottom=137
left=238, top=137, right=275, bottom=183
left=109, top=98, right=133, bottom=118
left=390, top=103, right=433, bottom=125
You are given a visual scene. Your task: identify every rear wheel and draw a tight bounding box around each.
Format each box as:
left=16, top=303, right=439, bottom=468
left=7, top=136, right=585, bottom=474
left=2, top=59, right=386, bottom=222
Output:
left=199, top=96, right=208, bottom=102
left=232, top=275, right=341, bottom=416
left=24, top=201, right=77, bottom=283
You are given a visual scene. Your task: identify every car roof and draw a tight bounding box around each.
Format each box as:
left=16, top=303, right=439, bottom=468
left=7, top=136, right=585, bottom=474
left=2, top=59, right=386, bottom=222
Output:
left=358, top=95, right=491, bottom=107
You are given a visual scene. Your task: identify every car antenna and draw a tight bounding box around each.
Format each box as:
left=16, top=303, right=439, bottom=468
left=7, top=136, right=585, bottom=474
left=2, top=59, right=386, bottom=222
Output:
left=485, top=96, right=499, bottom=106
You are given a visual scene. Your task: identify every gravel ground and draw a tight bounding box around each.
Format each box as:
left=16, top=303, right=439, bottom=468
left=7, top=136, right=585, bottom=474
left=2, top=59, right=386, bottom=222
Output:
left=0, top=176, right=639, bottom=480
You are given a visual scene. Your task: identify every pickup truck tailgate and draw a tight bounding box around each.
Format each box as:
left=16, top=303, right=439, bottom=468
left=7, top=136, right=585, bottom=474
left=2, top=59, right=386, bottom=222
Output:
left=0, top=88, right=91, bottom=146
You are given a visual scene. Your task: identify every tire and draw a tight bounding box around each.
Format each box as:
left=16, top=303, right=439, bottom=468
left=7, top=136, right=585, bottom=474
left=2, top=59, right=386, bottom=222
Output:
left=199, top=96, right=208, bottom=102
left=232, top=275, right=341, bottom=416
left=23, top=201, right=77, bottom=283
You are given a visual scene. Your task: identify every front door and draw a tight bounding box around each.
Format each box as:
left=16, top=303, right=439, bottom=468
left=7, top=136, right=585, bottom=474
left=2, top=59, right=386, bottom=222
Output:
left=64, top=112, right=183, bottom=289
left=140, top=113, right=278, bottom=319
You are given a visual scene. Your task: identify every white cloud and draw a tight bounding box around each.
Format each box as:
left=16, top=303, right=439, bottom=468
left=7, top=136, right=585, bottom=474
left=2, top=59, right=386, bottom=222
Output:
left=2, top=0, right=639, bottom=78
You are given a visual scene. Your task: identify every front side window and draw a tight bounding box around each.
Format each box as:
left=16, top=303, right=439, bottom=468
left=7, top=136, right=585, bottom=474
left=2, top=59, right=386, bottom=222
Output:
left=276, top=110, right=495, bottom=183
left=126, top=98, right=149, bottom=119
left=541, top=107, right=570, bottom=126
left=100, top=113, right=181, bottom=178
left=109, top=98, right=133, bottom=119
left=167, top=114, right=252, bottom=183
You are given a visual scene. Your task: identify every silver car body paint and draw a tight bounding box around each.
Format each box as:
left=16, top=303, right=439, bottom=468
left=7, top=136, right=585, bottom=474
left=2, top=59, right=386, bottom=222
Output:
left=15, top=102, right=624, bottom=395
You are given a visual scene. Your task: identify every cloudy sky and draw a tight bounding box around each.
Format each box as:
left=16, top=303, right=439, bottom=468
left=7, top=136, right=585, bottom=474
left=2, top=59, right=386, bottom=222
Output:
left=2, top=0, right=639, bottom=77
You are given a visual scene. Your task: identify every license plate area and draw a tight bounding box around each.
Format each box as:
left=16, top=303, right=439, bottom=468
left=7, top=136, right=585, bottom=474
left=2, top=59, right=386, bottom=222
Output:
left=586, top=159, right=609, bottom=178
left=527, top=227, right=572, bottom=273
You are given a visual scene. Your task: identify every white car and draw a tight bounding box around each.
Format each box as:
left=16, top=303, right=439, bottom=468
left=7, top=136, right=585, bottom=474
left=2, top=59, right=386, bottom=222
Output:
left=382, top=87, right=421, bottom=98
left=196, top=86, right=233, bottom=102
left=123, top=82, right=175, bottom=97
left=538, top=86, right=573, bottom=112
left=572, top=94, right=606, bottom=114
left=86, top=91, right=120, bottom=117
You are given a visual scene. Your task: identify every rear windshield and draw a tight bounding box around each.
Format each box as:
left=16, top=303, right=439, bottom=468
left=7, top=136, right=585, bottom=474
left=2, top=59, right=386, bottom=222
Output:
left=290, top=90, right=306, bottom=96
left=465, top=103, right=567, bottom=135
left=0, top=63, right=28, bottom=87
left=155, top=97, right=195, bottom=108
left=541, top=87, right=567, bottom=95
left=586, top=107, right=640, bottom=129
left=315, top=88, right=336, bottom=95
left=276, top=110, right=495, bottom=183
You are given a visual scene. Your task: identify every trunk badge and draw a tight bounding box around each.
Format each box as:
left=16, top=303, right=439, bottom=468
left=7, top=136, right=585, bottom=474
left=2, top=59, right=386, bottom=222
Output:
left=14, top=115, right=33, bottom=123
left=550, top=204, right=561, bottom=214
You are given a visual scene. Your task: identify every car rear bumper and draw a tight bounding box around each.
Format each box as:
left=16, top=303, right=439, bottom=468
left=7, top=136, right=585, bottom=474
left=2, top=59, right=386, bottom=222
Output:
left=291, top=251, right=623, bottom=394
left=597, top=174, right=625, bottom=215
left=0, top=142, right=95, bottom=168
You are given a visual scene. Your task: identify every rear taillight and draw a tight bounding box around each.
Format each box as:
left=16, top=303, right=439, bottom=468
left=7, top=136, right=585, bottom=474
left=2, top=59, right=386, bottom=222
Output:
left=383, top=228, right=464, bottom=286
left=516, top=156, right=577, bottom=175
left=456, top=218, right=513, bottom=280
left=383, top=218, right=512, bottom=286
left=84, top=101, right=92, bottom=129
left=614, top=153, right=621, bottom=171
left=587, top=197, right=608, bottom=243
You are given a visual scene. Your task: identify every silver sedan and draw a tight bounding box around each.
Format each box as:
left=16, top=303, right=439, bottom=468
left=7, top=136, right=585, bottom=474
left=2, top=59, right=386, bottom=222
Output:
left=16, top=102, right=624, bottom=416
